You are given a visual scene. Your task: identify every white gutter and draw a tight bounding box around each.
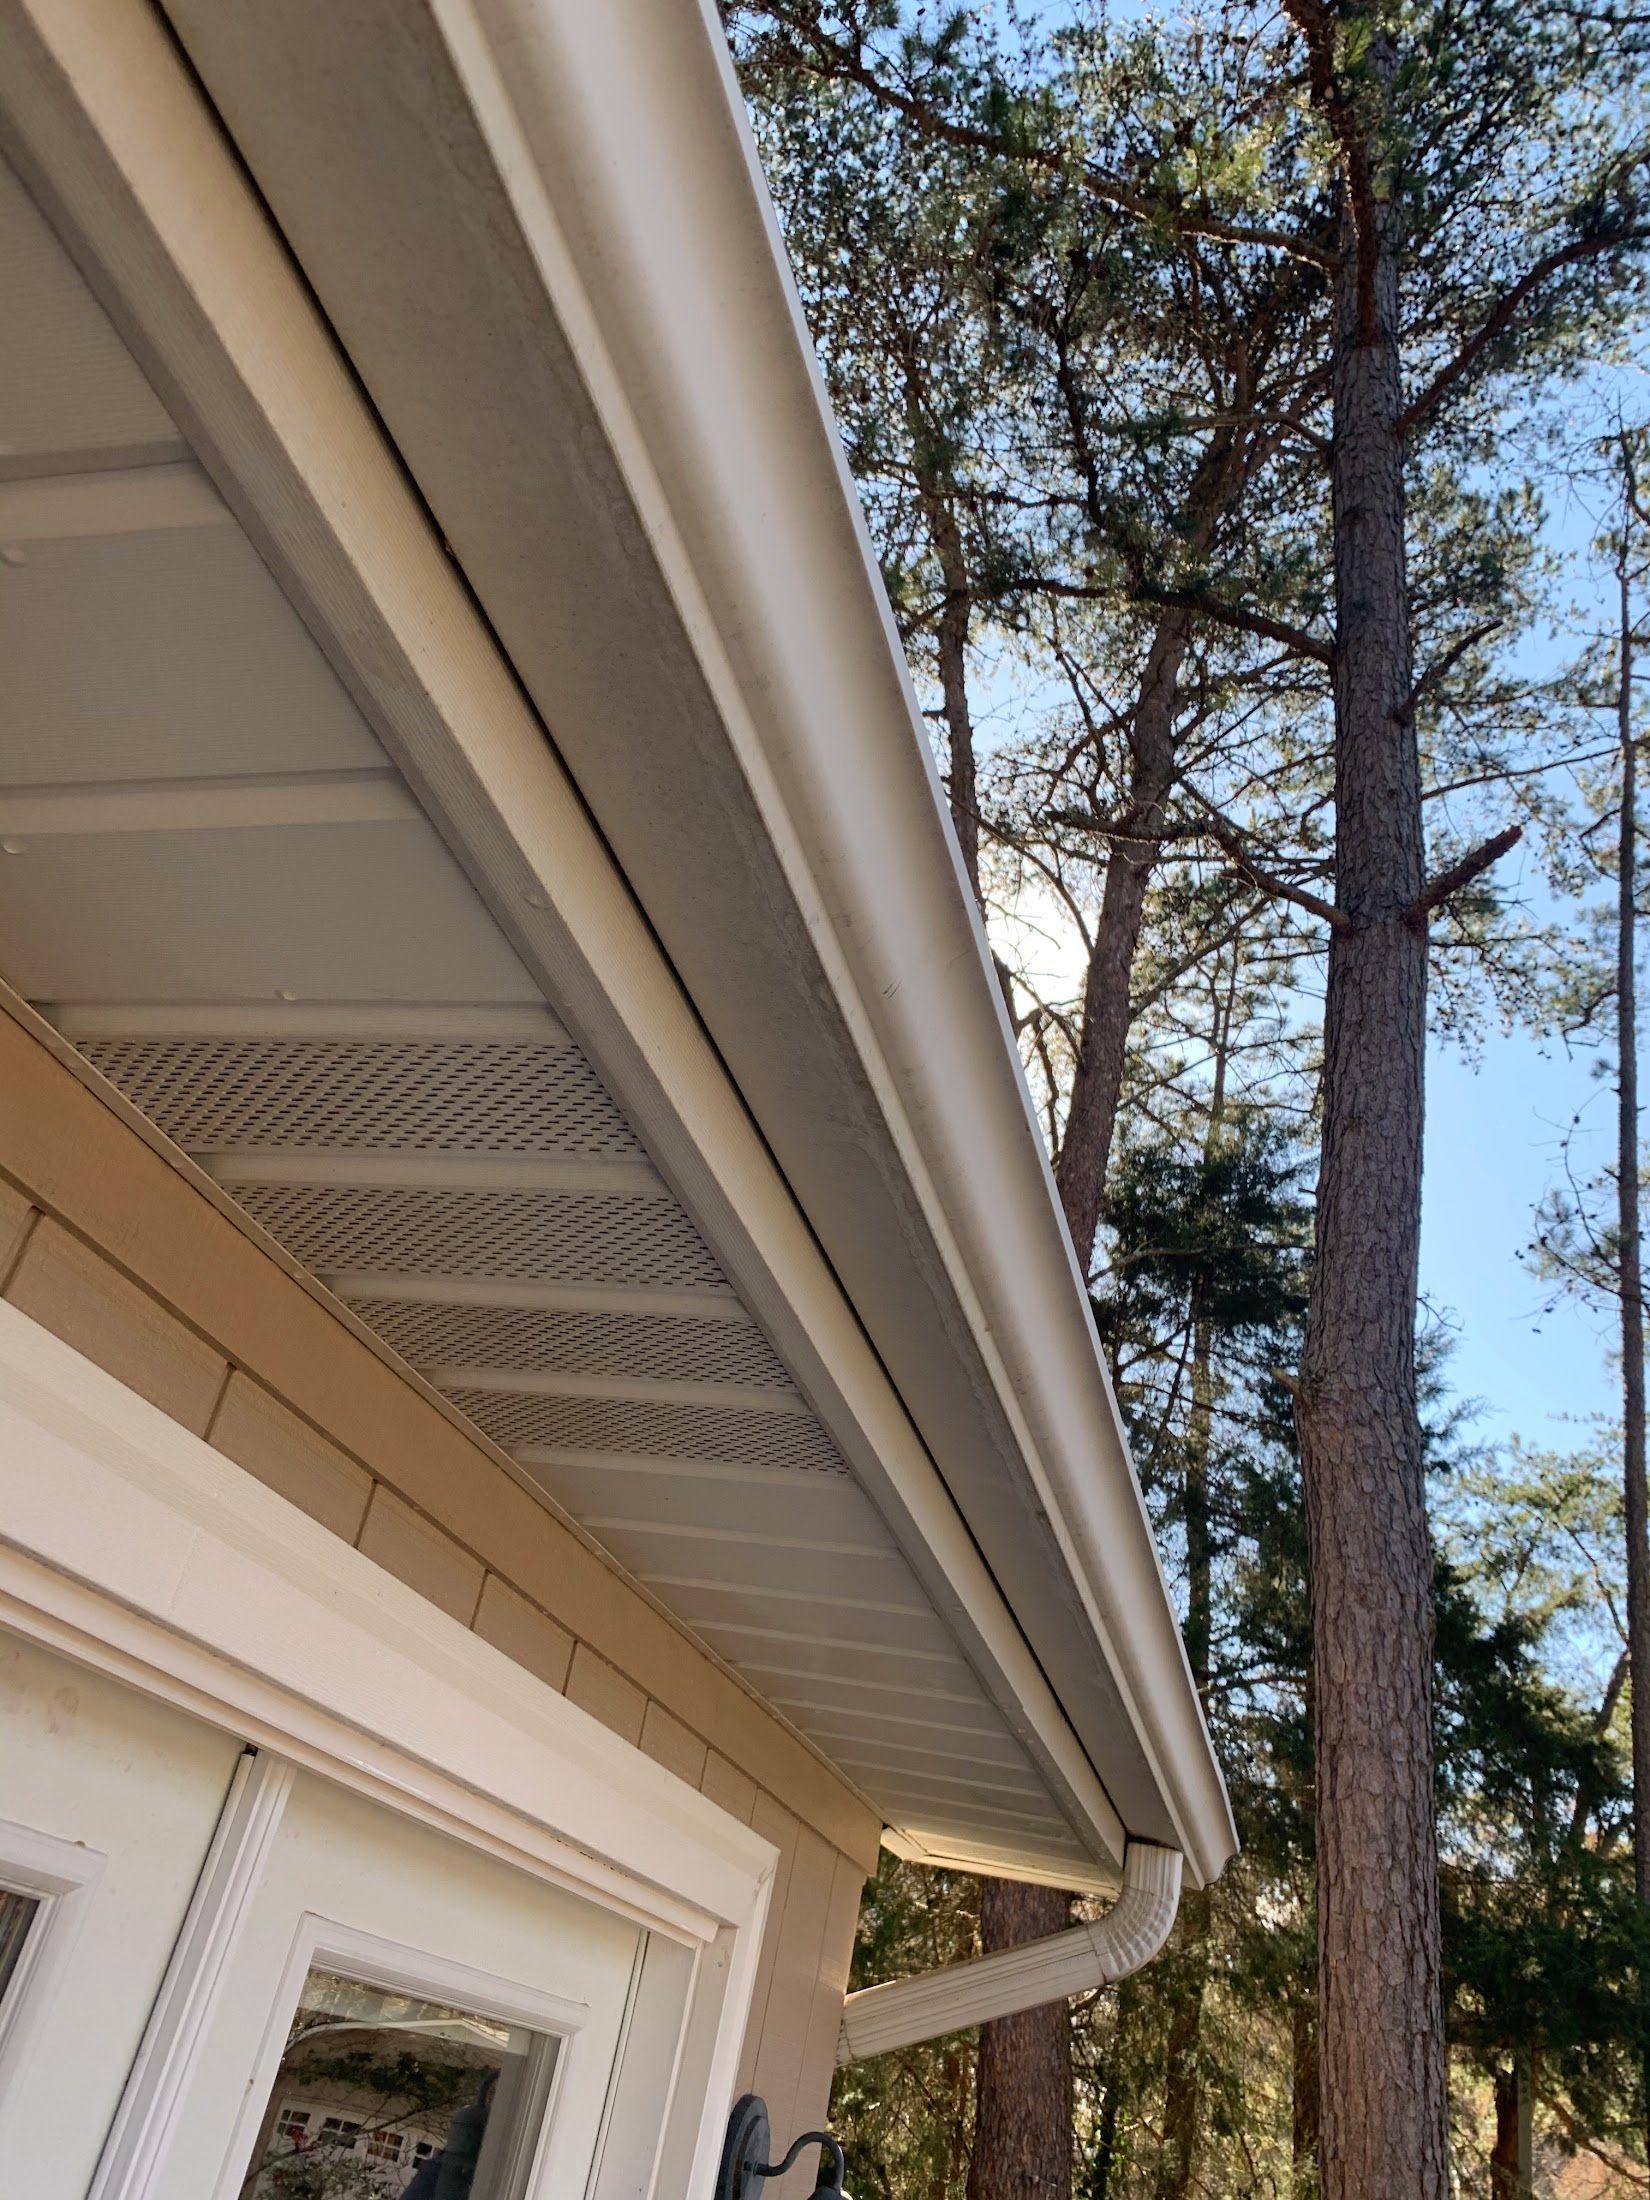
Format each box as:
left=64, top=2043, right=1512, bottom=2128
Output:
left=837, top=1844, right=1184, bottom=2065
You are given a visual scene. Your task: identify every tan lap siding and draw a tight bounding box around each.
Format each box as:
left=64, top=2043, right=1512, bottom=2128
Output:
left=0, top=1002, right=873, bottom=2129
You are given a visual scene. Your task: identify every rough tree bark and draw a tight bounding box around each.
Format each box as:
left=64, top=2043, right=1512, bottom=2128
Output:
left=1489, top=2067, right=1519, bottom=2200
left=1285, top=11, right=1450, bottom=2189
left=966, top=1880, right=1074, bottom=2200
left=968, top=408, right=1257, bottom=2200
left=919, top=459, right=1075, bottom=2200
left=1153, top=980, right=1232, bottom=2200
left=1056, top=607, right=1196, bottom=1272
left=1089, top=1976, right=1141, bottom=2200
left=1611, top=502, right=1650, bottom=2158
left=1489, top=2051, right=1533, bottom=2199
left=1152, top=1885, right=1208, bottom=2200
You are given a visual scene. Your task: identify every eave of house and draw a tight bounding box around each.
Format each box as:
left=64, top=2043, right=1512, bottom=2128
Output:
left=0, top=0, right=1235, bottom=1888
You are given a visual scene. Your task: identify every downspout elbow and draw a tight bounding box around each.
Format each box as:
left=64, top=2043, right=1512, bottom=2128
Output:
left=836, top=1842, right=1183, bottom=2066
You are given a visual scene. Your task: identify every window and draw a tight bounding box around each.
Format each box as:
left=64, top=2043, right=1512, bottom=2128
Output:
left=239, top=1963, right=558, bottom=2198
left=0, top=1889, right=42, bottom=2008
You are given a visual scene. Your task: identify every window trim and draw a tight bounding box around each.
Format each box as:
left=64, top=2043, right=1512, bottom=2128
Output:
left=0, top=1816, right=105, bottom=2105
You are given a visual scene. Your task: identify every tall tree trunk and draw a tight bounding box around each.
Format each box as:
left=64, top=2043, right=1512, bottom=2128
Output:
left=1152, top=985, right=1231, bottom=2200
left=968, top=615, right=1187, bottom=2200
left=1489, top=2066, right=1519, bottom=2200
left=1288, top=50, right=1449, bottom=2195
left=967, top=1880, right=1074, bottom=2200
left=1090, top=2058, right=1121, bottom=2200
left=1088, top=1976, right=1141, bottom=2200
left=915, top=447, right=1075, bottom=2200
left=1152, top=1396, right=1210, bottom=2200
left=926, top=485, right=986, bottom=908
left=1490, top=2054, right=1534, bottom=2199
left=1612, top=520, right=1650, bottom=2159
left=1055, top=607, right=1194, bottom=1276
left=1152, top=1885, right=1208, bottom=2200
left=1291, top=1995, right=1319, bottom=2193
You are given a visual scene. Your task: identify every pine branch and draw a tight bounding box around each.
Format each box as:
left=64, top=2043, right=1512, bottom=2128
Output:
left=972, top=570, right=1335, bottom=666
left=1395, top=620, right=1503, bottom=718
left=736, top=2, right=1342, bottom=271
left=1202, top=813, right=1349, bottom=929
left=1401, top=825, right=1523, bottom=929
left=1126, top=581, right=1337, bottom=667
left=1399, top=222, right=1650, bottom=436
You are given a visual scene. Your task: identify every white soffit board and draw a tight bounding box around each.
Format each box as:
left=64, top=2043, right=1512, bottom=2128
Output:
left=0, top=132, right=1111, bottom=1892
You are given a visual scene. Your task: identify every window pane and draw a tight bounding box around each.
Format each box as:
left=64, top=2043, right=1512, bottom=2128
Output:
left=238, top=1963, right=557, bottom=2198
left=0, top=1888, right=41, bottom=2005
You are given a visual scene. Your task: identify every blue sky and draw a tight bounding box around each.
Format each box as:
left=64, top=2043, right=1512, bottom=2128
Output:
left=1423, top=992, right=1617, bottom=1453
left=1419, top=400, right=1642, bottom=1462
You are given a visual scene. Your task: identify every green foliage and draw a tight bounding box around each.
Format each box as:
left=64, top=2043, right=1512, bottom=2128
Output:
left=825, top=1088, right=1648, bottom=2192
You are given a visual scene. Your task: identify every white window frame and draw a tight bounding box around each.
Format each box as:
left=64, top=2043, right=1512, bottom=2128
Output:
left=222, top=1913, right=589, bottom=2200
left=0, top=1301, right=775, bottom=2200
left=0, top=1816, right=105, bottom=2104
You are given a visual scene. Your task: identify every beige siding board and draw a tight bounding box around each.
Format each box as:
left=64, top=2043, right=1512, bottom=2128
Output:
left=750, top=1823, right=840, bottom=2174
left=737, top=1792, right=801, bottom=2099
left=358, top=1486, right=484, bottom=1623
left=0, top=1007, right=880, bottom=1863
left=5, top=1214, right=227, bottom=1434
left=701, top=1751, right=758, bottom=1826
left=472, top=1574, right=574, bottom=1693
left=792, top=1848, right=869, bottom=2173
left=0, top=1179, right=33, bottom=1286
left=640, top=1701, right=709, bottom=1790
left=566, top=1645, right=647, bottom=1745
left=208, top=1371, right=372, bottom=1540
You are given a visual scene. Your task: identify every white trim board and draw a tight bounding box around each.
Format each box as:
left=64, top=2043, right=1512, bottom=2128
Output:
left=0, top=1301, right=775, bottom=1943
left=0, top=1301, right=775, bottom=2196
left=87, top=1753, right=295, bottom=2200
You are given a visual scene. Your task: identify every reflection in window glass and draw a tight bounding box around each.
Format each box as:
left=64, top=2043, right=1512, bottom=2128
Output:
left=238, top=1963, right=557, bottom=2199
left=0, top=1887, right=41, bottom=2005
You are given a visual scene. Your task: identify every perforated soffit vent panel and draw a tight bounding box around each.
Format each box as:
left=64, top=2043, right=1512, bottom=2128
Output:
left=0, top=144, right=1097, bottom=1883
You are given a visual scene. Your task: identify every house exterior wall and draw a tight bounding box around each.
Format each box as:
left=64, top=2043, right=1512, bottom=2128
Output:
left=0, top=998, right=875, bottom=2169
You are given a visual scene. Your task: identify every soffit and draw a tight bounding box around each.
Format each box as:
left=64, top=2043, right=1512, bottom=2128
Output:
left=0, top=147, right=1104, bottom=1890
left=150, top=0, right=1228, bottom=1876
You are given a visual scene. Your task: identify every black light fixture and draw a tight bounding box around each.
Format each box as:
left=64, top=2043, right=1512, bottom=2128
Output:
left=716, top=2094, right=849, bottom=2200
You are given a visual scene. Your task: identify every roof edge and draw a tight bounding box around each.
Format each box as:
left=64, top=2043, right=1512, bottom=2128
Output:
left=453, top=0, right=1235, bottom=1882
left=158, top=0, right=1235, bottom=1883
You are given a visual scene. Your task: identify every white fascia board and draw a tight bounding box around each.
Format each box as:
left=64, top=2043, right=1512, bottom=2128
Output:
left=0, top=0, right=1129, bottom=1886
left=151, top=0, right=1236, bottom=1883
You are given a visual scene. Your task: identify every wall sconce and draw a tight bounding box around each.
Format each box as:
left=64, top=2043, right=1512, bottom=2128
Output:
left=716, top=2093, right=848, bottom=2200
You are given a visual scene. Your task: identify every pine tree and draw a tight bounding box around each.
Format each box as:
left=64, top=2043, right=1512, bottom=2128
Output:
left=726, top=4, right=1650, bottom=2189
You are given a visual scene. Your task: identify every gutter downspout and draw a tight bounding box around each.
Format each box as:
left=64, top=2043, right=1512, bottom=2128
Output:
left=837, top=1843, right=1183, bottom=2065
